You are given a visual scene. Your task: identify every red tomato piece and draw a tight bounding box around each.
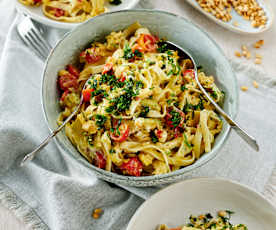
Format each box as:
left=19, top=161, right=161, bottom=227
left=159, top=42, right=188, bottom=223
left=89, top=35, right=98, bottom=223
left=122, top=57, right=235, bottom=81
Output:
left=120, top=157, right=143, bottom=177
left=102, top=63, right=113, bottom=74
left=60, top=90, right=69, bottom=102
left=94, top=151, right=106, bottom=169
left=34, top=0, right=42, bottom=3
left=156, top=129, right=163, bottom=139
left=54, top=8, right=65, bottom=17
left=118, top=75, right=126, bottom=82
left=137, top=34, right=158, bottom=53
left=58, top=73, right=78, bottom=91
left=80, top=50, right=101, bottom=64
left=110, top=123, right=129, bottom=142
left=82, top=88, right=94, bottom=102
left=66, top=64, right=79, bottom=78
left=182, top=69, right=195, bottom=79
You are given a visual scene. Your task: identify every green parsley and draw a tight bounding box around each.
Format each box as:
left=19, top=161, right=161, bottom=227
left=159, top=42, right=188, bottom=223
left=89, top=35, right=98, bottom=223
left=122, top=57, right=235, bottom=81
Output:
left=139, top=106, right=149, bottom=117
left=169, top=110, right=182, bottom=128
left=157, top=43, right=169, bottom=53
left=181, top=85, right=187, bottom=91
left=183, top=133, right=192, bottom=148
left=150, top=131, right=158, bottom=143
left=95, top=114, right=107, bottom=129
left=123, top=44, right=134, bottom=60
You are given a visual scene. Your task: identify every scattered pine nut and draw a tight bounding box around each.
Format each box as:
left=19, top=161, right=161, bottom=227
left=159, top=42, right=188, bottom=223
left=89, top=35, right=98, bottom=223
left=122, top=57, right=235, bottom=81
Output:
left=254, top=40, right=264, bottom=48
left=235, top=51, right=242, bottom=57
left=233, top=21, right=239, bottom=27
left=241, top=45, right=248, bottom=51
left=255, top=58, right=262, bottom=64
left=245, top=51, right=251, bottom=59
left=218, top=210, right=227, bottom=217
left=92, top=208, right=103, bottom=219
left=241, top=86, right=248, bottom=91
left=255, top=53, right=262, bottom=59
left=253, top=81, right=259, bottom=88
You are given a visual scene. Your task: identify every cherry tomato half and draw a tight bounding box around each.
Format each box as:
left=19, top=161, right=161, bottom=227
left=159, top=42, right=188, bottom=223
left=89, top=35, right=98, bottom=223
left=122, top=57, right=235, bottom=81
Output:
left=54, top=8, right=65, bottom=17
left=182, top=69, right=195, bottom=79
left=102, top=63, right=113, bottom=75
left=110, top=123, right=129, bottom=142
left=82, top=88, right=94, bottom=102
left=120, top=157, right=143, bottom=177
left=58, top=73, right=78, bottom=91
left=137, top=34, right=158, bottom=53
left=66, top=64, right=79, bottom=78
left=94, top=151, right=106, bottom=169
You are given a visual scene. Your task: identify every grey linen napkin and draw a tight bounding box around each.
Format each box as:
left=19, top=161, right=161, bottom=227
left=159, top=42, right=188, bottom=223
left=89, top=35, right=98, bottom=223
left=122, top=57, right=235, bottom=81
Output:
left=1, top=6, right=276, bottom=230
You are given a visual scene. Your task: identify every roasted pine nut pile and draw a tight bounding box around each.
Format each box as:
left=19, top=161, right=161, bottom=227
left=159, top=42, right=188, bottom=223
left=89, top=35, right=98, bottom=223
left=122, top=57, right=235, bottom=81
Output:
left=196, top=0, right=267, bottom=28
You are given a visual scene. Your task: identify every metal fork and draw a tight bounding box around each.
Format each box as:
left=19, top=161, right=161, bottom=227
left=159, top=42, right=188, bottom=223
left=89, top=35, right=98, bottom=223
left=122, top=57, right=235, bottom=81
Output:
left=17, top=16, right=52, bottom=60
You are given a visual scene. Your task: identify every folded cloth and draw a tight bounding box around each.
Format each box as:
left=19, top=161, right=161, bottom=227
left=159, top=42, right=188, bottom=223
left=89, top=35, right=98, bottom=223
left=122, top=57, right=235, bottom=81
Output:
left=0, top=2, right=276, bottom=230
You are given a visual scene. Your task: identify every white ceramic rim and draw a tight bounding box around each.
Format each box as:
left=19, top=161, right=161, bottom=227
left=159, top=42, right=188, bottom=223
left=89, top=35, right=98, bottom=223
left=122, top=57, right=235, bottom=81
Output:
left=41, top=9, right=239, bottom=184
left=126, top=177, right=276, bottom=229
left=15, top=0, right=140, bottom=30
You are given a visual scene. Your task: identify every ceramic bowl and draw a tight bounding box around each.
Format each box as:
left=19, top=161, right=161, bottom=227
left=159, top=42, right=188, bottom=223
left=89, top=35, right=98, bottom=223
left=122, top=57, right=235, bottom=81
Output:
left=42, top=10, right=238, bottom=187
left=127, top=178, right=276, bottom=229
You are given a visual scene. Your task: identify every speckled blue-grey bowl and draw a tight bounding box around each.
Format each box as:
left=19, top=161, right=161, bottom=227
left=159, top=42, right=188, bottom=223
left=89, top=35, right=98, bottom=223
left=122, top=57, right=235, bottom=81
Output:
left=42, top=10, right=238, bottom=187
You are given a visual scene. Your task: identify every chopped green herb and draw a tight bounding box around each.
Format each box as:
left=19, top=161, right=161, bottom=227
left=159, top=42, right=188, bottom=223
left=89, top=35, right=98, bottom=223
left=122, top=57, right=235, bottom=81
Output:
left=211, top=90, right=218, bottom=99
left=181, top=85, right=187, bottom=91
left=109, top=149, right=116, bottom=154
left=150, top=130, right=158, bottom=143
left=139, top=106, right=149, bottom=117
left=157, top=43, right=169, bottom=53
left=183, top=133, right=192, bottom=148
left=134, top=49, right=142, bottom=57
left=95, top=114, right=107, bottom=129
left=123, top=44, right=134, bottom=60
left=169, top=110, right=182, bottom=128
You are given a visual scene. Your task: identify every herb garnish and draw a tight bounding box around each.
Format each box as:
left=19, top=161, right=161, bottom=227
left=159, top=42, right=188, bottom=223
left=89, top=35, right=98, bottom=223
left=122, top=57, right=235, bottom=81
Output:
left=183, top=133, right=192, bottom=148
left=95, top=114, right=107, bottom=129
left=169, top=110, right=182, bottom=128
left=139, top=106, right=149, bottom=117
left=150, top=130, right=158, bottom=143
left=157, top=43, right=169, bottom=53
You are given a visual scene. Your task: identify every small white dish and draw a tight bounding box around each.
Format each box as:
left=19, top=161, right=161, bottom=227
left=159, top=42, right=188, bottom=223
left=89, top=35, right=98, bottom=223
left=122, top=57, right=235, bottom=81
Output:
left=186, top=0, right=274, bottom=34
left=127, top=178, right=276, bottom=230
left=15, top=0, right=140, bottom=30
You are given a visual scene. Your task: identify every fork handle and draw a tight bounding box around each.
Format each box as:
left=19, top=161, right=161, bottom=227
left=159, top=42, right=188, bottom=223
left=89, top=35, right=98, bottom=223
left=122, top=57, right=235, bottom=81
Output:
left=216, top=105, right=259, bottom=151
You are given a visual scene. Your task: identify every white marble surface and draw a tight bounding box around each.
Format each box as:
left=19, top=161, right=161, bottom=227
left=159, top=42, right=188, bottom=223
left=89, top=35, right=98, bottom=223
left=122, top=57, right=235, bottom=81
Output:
left=0, top=0, right=275, bottom=229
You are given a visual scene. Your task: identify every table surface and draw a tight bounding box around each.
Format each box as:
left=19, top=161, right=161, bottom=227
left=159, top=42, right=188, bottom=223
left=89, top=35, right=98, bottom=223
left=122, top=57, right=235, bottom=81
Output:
left=1, top=0, right=275, bottom=229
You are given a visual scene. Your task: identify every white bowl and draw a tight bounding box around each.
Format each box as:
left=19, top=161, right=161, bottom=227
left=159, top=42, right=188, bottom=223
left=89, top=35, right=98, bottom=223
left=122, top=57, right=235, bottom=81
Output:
left=42, top=10, right=238, bottom=187
left=127, top=178, right=276, bottom=230
left=15, top=0, right=140, bottom=30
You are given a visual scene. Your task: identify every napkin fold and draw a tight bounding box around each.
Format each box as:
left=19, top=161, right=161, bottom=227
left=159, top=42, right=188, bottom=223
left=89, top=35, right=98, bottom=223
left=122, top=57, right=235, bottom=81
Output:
left=0, top=1, right=276, bottom=230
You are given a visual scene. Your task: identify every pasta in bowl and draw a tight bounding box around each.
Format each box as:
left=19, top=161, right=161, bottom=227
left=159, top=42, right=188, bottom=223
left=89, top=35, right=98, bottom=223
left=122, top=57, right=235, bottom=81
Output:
left=57, top=23, right=224, bottom=177
left=42, top=10, right=238, bottom=186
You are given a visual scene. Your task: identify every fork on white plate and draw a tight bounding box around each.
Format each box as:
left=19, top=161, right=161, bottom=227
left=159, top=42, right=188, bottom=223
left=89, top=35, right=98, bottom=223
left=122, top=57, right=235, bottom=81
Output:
left=17, top=16, right=52, bottom=60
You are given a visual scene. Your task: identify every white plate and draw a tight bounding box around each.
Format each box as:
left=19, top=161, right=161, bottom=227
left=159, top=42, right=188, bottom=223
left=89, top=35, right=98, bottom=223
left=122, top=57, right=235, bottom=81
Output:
left=127, top=178, right=276, bottom=230
left=186, top=0, right=274, bottom=34
left=15, top=0, right=140, bottom=30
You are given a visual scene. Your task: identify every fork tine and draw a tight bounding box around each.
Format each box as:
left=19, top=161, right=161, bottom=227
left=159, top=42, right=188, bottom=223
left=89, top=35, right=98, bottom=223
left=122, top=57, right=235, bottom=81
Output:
left=30, top=27, right=52, bottom=52
left=28, top=30, right=50, bottom=57
left=24, top=32, right=47, bottom=59
left=20, top=35, right=45, bottom=60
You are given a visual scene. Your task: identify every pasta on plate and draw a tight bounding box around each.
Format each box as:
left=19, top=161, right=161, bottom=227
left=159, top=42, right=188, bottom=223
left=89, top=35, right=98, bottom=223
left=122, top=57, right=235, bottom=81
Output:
left=18, top=0, right=120, bottom=23
left=57, top=23, right=224, bottom=177
left=157, top=210, right=248, bottom=230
